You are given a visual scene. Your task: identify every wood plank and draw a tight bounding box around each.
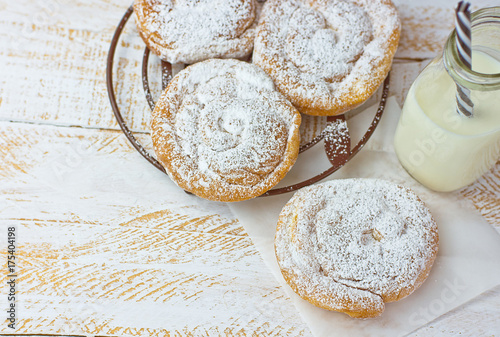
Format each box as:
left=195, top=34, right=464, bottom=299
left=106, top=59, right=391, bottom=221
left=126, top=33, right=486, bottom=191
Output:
left=1, top=0, right=500, bottom=335
left=1, top=0, right=498, bottom=132
left=393, top=0, right=500, bottom=59
left=408, top=285, right=500, bottom=336
left=0, top=121, right=312, bottom=336
left=0, top=0, right=148, bottom=131
left=460, top=160, right=500, bottom=233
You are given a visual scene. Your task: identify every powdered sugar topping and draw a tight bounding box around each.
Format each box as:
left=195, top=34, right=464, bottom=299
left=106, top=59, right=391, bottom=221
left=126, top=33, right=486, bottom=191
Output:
left=285, top=2, right=372, bottom=81
left=151, top=59, right=301, bottom=201
left=135, top=0, right=257, bottom=63
left=275, top=179, right=438, bottom=315
left=253, top=0, right=401, bottom=113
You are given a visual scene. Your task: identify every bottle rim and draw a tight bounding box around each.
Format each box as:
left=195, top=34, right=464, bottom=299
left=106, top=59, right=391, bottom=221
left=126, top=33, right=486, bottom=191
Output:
left=444, top=6, right=500, bottom=90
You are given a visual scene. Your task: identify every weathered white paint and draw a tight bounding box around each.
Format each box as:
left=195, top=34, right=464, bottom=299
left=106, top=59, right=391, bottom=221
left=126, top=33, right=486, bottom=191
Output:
left=0, top=0, right=499, bottom=335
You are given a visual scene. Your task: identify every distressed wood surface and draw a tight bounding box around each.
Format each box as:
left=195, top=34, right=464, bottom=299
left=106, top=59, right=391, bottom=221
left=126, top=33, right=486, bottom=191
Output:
left=0, top=122, right=312, bottom=336
left=0, top=0, right=499, bottom=336
left=1, top=0, right=498, bottom=130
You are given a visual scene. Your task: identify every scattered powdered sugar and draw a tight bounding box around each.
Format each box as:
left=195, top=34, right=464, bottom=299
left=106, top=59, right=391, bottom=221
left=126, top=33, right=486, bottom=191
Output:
left=284, top=2, right=372, bottom=81
left=135, top=0, right=257, bottom=64
left=275, top=178, right=438, bottom=315
left=151, top=59, right=301, bottom=201
left=323, top=117, right=350, bottom=157
left=253, top=0, right=401, bottom=113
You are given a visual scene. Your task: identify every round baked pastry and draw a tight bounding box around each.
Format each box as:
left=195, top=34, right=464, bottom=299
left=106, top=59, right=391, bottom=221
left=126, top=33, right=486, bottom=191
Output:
left=151, top=59, right=301, bottom=202
left=253, top=0, right=401, bottom=116
left=275, top=179, right=439, bottom=318
left=134, top=0, right=258, bottom=64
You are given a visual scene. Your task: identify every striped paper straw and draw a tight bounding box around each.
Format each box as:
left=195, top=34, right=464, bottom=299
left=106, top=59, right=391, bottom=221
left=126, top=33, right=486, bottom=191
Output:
left=455, top=1, right=474, bottom=117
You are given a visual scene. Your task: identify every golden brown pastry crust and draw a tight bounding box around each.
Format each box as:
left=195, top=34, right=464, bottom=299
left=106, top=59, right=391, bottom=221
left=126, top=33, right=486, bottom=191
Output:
left=275, top=179, right=439, bottom=318
left=151, top=59, right=301, bottom=202
left=134, top=0, right=257, bottom=64
left=253, top=0, right=401, bottom=116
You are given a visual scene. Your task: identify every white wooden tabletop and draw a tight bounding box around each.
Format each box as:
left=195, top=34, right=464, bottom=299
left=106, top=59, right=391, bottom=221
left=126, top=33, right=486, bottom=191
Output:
left=1, top=0, right=499, bottom=336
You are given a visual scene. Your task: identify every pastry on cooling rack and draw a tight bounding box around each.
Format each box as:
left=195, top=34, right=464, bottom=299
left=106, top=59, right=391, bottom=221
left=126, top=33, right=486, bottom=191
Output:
left=150, top=59, right=301, bottom=202
left=133, top=0, right=258, bottom=64
left=275, top=179, right=439, bottom=318
left=253, top=0, right=401, bottom=116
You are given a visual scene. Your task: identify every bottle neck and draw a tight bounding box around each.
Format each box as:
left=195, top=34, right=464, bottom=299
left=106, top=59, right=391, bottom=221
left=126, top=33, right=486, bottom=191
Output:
left=444, top=6, right=500, bottom=91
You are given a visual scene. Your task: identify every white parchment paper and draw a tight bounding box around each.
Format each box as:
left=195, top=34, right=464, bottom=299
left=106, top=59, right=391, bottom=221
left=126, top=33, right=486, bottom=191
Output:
left=229, top=97, right=500, bottom=337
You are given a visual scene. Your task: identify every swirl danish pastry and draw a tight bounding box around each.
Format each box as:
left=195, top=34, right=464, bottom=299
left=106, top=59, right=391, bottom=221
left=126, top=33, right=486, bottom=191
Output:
left=253, top=0, right=401, bottom=116
left=134, top=0, right=258, bottom=64
left=275, top=179, right=439, bottom=318
left=151, top=59, right=301, bottom=202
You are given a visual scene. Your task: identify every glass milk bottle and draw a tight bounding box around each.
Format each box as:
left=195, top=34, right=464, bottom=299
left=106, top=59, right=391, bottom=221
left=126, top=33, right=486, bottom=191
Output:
left=394, top=7, right=500, bottom=192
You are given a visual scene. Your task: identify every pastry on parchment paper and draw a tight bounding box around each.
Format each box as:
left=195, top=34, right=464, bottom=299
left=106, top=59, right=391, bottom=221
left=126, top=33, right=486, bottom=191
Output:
left=275, top=178, right=439, bottom=318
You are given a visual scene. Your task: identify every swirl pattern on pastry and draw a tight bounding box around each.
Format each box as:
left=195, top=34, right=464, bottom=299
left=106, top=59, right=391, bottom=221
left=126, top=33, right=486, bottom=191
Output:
left=275, top=179, right=439, bottom=318
left=134, top=0, right=257, bottom=64
left=253, top=0, right=401, bottom=116
left=151, top=59, right=301, bottom=202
